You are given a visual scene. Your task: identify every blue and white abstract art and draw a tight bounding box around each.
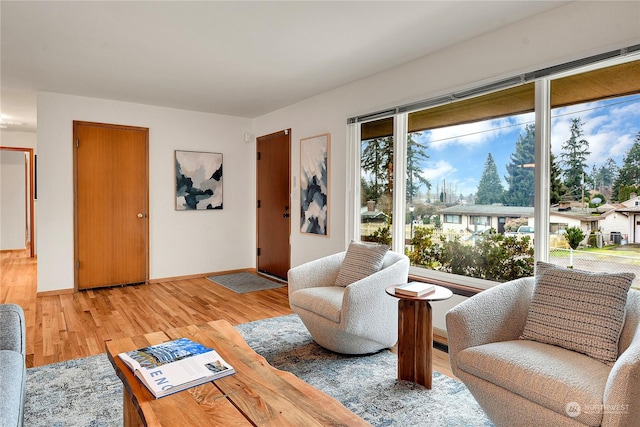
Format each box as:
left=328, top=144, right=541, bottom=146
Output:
left=176, top=150, right=223, bottom=210
left=300, top=134, right=329, bottom=235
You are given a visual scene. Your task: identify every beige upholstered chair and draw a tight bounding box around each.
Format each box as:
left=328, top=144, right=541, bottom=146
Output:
left=288, top=248, right=409, bottom=354
left=446, top=266, right=640, bottom=427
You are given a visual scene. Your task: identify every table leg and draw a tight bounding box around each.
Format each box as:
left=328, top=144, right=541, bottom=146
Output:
left=397, top=299, right=433, bottom=389
left=398, top=299, right=416, bottom=383
left=123, top=388, right=144, bottom=427
left=415, top=301, right=433, bottom=388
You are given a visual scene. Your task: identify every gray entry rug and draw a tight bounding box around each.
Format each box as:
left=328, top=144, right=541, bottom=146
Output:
left=206, top=272, right=284, bottom=293
left=25, top=314, right=493, bottom=427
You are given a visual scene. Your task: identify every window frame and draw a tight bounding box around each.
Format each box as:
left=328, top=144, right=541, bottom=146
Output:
left=348, top=53, right=640, bottom=290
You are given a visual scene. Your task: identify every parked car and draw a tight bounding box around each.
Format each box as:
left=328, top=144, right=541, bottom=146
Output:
left=504, top=226, right=534, bottom=237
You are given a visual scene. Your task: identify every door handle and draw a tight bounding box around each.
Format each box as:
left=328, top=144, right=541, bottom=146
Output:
left=283, top=213, right=290, bottom=218
left=137, top=213, right=146, bottom=218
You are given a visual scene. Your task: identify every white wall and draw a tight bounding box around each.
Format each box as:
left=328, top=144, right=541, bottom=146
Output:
left=252, top=1, right=640, bottom=332
left=0, top=130, right=37, bottom=149
left=37, top=93, right=253, bottom=292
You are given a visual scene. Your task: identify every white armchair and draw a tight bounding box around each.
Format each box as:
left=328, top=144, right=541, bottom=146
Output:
left=288, top=249, right=410, bottom=354
left=447, top=268, right=640, bottom=427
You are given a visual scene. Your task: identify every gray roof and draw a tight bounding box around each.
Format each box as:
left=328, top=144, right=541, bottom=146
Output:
left=438, top=205, right=533, bottom=216
left=437, top=203, right=618, bottom=221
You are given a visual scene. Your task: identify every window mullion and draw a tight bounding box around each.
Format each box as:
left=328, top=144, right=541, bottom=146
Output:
left=534, top=79, right=551, bottom=262
left=346, top=123, right=361, bottom=245
left=392, top=113, right=408, bottom=253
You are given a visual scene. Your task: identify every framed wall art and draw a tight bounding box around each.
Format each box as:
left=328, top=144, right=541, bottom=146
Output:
left=175, top=150, right=223, bottom=210
left=300, top=133, right=330, bottom=236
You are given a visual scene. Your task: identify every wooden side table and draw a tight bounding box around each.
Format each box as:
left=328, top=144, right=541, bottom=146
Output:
left=386, top=284, right=453, bottom=389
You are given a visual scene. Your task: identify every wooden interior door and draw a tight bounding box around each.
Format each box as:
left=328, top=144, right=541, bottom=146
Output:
left=74, top=121, right=149, bottom=290
left=256, top=130, right=291, bottom=280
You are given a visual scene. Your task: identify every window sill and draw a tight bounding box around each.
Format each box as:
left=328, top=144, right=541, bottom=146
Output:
left=408, top=266, right=498, bottom=297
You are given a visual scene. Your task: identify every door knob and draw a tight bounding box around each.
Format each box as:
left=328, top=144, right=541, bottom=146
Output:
left=283, top=213, right=290, bottom=218
left=137, top=213, right=145, bottom=218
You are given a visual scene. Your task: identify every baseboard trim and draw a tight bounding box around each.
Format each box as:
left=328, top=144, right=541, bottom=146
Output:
left=36, top=288, right=75, bottom=297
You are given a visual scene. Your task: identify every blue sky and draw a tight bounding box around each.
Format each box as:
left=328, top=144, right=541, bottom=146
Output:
left=415, top=93, right=640, bottom=198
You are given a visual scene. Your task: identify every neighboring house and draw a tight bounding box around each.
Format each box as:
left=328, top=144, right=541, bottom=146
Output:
left=437, top=201, right=630, bottom=246
left=437, top=205, right=532, bottom=235
left=615, top=195, right=640, bottom=244
left=361, top=207, right=389, bottom=223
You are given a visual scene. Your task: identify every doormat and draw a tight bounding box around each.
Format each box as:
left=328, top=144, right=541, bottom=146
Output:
left=206, top=272, right=285, bottom=293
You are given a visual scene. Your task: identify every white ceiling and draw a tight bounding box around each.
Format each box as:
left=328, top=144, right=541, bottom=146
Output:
left=1, top=1, right=569, bottom=132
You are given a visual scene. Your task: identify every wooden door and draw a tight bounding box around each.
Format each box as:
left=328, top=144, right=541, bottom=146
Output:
left=256, top=130, right=291, bottom=280
left=74, top=121, right=149, bottom=290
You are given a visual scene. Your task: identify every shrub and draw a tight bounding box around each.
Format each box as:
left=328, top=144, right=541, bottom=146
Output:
left=564, top=226, right=586, bottom=250
left=407, top=228, right=534, bottom=282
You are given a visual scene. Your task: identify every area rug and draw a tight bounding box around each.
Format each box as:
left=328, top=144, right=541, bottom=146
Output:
left=206, top=271, right=284, bottom=293
left=236, top=314, right=493, bottom=427
left=25, top=354, right=123, bottom=426
left=24, top=314, right=493, bottom=426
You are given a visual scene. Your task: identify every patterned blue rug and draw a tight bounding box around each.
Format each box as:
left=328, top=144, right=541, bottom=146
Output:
left=25, top=314, right=492, bottom=426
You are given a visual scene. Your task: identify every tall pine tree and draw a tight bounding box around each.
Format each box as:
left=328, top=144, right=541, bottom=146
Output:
left=361, top=136, right=393, bottom=202
left=550, top=151, right=566, bottom=204
left=475, top=153, right=505, bottom=204
left=406, top=132, right=431, bottom=202
left=504, top=124, right=535, bottom=206
left=595, top=157, right=618, bottom=197
left=560, top=118, right=590, bottom=200
left=612, top=131, right=640, bottom=201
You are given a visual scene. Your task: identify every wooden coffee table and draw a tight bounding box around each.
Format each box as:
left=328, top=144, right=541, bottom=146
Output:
left=105, top=320, right=370, bottom=426
left=386, top=284, right=453, bottom=389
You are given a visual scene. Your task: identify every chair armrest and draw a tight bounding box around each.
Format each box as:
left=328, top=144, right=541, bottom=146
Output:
left=287, top=252, right=345, bottom=298
left=0, top=303, right=26, bottom=355
left=603, top=294, right=640, bottom=427
left=341, top=254, right=410, bottom=335
left=446, top=277, right=534, bottom=368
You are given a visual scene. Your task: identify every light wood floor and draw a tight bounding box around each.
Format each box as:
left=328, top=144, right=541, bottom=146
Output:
left=0, top=248, right=454, bottom=378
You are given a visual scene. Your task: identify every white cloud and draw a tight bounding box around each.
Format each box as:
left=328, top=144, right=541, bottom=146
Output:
left=422, top=113, right=533, bottom=151
left=421, top=159, right=456, bottom=181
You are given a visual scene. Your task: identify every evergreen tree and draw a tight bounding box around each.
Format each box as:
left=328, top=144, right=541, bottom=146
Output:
left=361, top=136, right=393, bottom=203
left=588, top=164, right=598, bottom=190
left=504, top=124, right=535, bottom=207
left=475, top=153, right=505, bottom=204
left=550, top=151, right=567, bottom=205
left=406, top=132, right=431, bottom=201
left=560, top=118, right=590, bottom=200
left=612, top=131, right=640, bottom=201
left=595, top=157, right=618, bottom=197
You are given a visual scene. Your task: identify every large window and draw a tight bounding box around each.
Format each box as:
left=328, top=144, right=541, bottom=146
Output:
left=353, top=57, right=640, bottom=289
left=360, top=117, right=394, bottom=246
left=404, top=85, right=537, bottom=283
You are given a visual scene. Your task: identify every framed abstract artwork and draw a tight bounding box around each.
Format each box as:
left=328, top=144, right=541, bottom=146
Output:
left=300, top=133, right=330, bottom=235
left=175, top=150, right=223, bottom=210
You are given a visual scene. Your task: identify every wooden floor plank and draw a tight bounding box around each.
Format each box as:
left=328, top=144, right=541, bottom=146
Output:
left=0, top=248, right=454, bottom=378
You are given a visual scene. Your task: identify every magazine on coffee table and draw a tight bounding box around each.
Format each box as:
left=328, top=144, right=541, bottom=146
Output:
left=118, top=337, right=235, bottom=398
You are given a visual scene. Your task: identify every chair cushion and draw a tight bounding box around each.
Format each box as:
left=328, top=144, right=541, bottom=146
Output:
left=457, top=340, right=610, bottom=426
left=334, top=240, right=389, bottom=287
left=520, top=261, right=634, bottom=365
left=290, top=286, right=345, bottom=323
